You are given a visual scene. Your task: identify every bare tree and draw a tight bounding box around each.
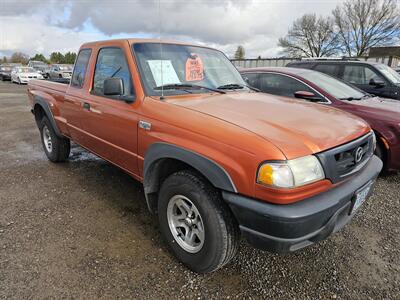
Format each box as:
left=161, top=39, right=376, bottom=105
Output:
left=278, top=14, right=340, bottom=57
left=333, top=0, right=400, bottom=57
left=10, top=52, right=29, bottom=64
left=234, top=46, right=245, bottom=59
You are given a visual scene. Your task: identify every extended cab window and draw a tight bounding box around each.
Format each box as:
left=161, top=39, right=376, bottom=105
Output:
left=93, top=47, right=134, bottom=100
left=71, top=49, right=92, bottom=88
left=259, top=73, right=313, bottom=97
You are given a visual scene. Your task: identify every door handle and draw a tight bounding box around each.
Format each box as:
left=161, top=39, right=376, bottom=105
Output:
left=83, top=102, right=90, bottom=110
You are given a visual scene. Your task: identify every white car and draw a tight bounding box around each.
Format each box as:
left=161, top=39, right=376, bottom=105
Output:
left=11, top=67, right=43, bottom=84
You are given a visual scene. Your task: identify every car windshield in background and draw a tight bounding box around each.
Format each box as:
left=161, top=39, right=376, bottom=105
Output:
left=300, top=70, right=366, bottom=100
left=376, top=64, right=400, bottom=84
left=17, top=67, right=36, bottom=73
left=133, top=43, right=247, bottom=96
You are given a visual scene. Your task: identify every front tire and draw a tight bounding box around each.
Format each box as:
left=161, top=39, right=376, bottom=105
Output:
left=158, top=170, right=239, bottom=273
left=39, top=117, right=70, bottom=162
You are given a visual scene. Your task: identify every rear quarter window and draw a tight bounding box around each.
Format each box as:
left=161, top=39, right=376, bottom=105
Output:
left=71, top=49, right=92, bottom=88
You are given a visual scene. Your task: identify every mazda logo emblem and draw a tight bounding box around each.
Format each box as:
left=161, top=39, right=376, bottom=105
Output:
left=354, top=147, right=364, bottom=163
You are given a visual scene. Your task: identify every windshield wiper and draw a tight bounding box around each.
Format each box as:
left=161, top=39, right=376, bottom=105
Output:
left=111, top=66, right=122, bottom=78
left=154, top=83, right=226, bottom=94
left=217, top=83, right=245, bottom=90
left=217, top=83, right=260, bottom=92
left=362, top=93, right=374, bottom=99
left=339, top=96, right=361, bottom=101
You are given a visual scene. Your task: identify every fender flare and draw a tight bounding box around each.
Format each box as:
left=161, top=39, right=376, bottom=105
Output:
left=143, top=143, right=237, bottom=211
left=32, top=95, right=63, bottom=137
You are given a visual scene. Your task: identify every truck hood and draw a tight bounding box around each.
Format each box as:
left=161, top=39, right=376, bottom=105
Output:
left=166, top=92, right=370, bottom=159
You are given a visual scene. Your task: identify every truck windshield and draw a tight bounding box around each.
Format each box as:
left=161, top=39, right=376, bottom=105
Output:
left=133, top=43, right=248, bottom=96
left=299, top=70, right=366, bottom=100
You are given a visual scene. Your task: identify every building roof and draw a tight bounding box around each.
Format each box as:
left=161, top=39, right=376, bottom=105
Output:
left=368, top=46, right=400, bottom=57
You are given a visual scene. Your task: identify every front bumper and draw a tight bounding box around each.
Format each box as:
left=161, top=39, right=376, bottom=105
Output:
left=223, top=155, right=382, bottom=253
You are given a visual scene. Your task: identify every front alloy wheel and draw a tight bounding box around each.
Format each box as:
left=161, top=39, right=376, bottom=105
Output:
left=158, top=170, right=239, bottom=273
left=167, top=195, right=205, bottom=253
left=42, top=125, right=53, bottom=153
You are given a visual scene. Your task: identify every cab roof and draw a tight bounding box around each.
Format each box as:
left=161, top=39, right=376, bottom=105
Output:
left=80, top=38, right=205, bottom=49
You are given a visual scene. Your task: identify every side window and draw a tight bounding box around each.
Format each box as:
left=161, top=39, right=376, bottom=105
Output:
left=241, top=73, right=259, bottom=89
left=259, top=73, right=313, bottom=97
left=342, top=65, right=384, bottom=85
left=71, top=49, right=92, bottom=88
left=92, top=47, right=134, bottom=99
left=314, top=64, right=339, bottom=77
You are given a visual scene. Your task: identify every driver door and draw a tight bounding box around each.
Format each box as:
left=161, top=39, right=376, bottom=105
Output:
left=78, top=44, right=139, bottom=176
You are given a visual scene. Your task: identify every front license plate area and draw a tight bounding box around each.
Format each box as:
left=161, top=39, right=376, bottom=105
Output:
left=350, top=181, right=374, bottom=215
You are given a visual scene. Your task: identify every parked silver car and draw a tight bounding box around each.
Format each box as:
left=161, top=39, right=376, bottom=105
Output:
left=27, top=60, right=49, bottom=78
left=47, top=64, right=73, bottom=79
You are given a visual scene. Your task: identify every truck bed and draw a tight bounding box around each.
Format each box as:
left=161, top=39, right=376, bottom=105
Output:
left=28, top=79, right=69, bottom=95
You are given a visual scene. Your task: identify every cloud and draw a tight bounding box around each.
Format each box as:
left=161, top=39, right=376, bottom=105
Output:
left=0, top=0, right=343, bottom=58
left=0, top=15, right=103, bottom=57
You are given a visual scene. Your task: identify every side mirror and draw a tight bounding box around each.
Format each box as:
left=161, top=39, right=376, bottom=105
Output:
left=294, top=91, right=322, bottom=102
left=104, top=77, right=124, bottom=96
left=369, top=78, right=385, bottom=88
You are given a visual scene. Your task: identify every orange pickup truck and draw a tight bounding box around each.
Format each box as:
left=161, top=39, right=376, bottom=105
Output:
left=27, top=39, right=382, bottom=273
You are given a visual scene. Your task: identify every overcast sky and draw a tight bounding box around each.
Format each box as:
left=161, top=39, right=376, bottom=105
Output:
left=0, top=0, right=344, bottom=59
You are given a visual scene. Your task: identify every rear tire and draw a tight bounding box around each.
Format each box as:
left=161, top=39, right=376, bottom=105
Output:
left=158, top=170, right=239, bottom=273
left=39, top=117, right=70, bottom=162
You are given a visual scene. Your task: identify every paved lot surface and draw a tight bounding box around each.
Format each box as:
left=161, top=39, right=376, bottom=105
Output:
left=0, top=80, right=399, bottom=299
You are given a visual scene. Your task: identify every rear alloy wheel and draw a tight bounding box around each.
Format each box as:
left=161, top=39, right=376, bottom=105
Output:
left=158, top=170, right=239, bottom=273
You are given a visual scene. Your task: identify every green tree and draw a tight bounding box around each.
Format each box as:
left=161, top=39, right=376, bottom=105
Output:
left=30, top=53, right=49, bottom=63
left=10, top=52, right=30, bottom=64
left=63, top=52, right=77, bottom=64
left=50, top=52, right=65, bottom=64
left=234, top=46, right=245, bottom=59
left=1, top=56, right=7, bottom=63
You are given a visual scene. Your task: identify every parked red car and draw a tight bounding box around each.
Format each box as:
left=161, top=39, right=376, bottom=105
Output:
left=241, top=67, right=400, bottom=171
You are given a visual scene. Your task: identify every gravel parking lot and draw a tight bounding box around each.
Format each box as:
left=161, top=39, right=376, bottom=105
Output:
left=0, top=80, right=399, bottom=299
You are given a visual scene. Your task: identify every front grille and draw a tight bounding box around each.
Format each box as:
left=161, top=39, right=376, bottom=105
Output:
left=316, top=132, right=374, bottom=183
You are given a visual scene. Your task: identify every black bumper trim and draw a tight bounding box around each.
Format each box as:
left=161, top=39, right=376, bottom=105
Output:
left=223, top=155, right=382, bottom=253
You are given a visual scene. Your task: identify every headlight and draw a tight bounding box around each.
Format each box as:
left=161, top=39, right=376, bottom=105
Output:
left=257, top=155, right=325, bottom=188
